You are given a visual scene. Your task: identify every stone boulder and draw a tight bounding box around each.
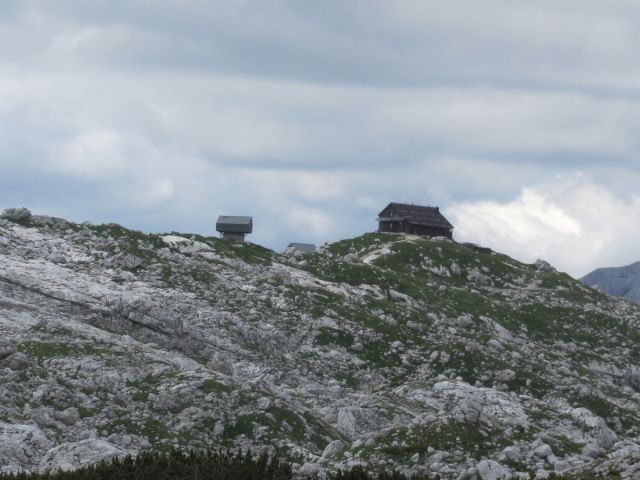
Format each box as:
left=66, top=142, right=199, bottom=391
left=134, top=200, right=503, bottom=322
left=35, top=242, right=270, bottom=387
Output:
left=53, top=408, right=80, bottom=426
left=296, top=462, right=323, bottom=479
left=534, top=259, right=555, bottom=272
left=112, top=253, right=144, bottom=270
left=476, top=460, right=511, bottom=480
left=2, top=208, right=32, bottom=221
left=534, top=444, right=553, bottom=458
left=321, top=440, right=345, bottom=459
left=1, top=352, right=29, bottom=370
left=0, top=422, right=53, bottom=471
left=467, top=269, right=491, bottom=286
left=0, top=344, right=16, bottom=361
left=432, top=380, right=529, bottom=430
left=337, top=408, right=357, bottom=434
left=569, top=407, right=617, bottom=449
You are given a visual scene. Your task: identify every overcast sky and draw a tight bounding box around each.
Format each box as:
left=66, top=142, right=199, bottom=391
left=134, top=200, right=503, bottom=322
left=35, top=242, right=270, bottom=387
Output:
left=2, top=1, right=640, bottom=276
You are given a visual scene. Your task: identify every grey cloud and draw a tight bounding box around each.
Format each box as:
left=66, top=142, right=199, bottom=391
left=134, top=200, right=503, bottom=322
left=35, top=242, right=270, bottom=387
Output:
left=7, top=1, right=640, bottom=92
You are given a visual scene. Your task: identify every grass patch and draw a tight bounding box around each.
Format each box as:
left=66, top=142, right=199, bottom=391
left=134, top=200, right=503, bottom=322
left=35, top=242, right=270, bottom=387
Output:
left=18, top=341, right=106, bottom=358
left=315, top=327, right=354, bottom=348
left=201, top=378, right=234, bottom=394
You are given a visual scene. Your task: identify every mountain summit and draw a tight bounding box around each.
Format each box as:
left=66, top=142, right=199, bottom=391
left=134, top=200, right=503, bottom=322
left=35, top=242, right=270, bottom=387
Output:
left=581, top=262, right=640, bottom=304
left=1, top=208, right=639, bottom=479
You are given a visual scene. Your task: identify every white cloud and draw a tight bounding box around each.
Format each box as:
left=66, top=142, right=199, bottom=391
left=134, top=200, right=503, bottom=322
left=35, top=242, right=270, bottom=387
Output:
left=122, top=178, right=175, bottom=208
left=282, top=206, right=335, bottom=239
left=449, top=178, right=640, bottom=277
left=51, top=129, right=128, bottom=178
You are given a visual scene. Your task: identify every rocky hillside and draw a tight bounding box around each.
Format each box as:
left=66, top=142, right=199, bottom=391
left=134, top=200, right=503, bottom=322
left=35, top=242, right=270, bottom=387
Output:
left=0, top=207, right=639, bottom=479
left=581, top=262, right=640, bottom=304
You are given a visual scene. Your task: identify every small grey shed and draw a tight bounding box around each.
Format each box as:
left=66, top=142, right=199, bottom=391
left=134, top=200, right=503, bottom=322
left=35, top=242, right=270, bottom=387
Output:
left=216, top=215, right=253, bottom=242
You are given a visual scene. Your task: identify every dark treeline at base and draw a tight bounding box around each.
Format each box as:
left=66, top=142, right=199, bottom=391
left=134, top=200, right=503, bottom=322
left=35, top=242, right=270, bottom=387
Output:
left=0, top=450, right=589, bottom=480
left=0, top=451, right=439, bottom=480
left=0, top=450, right=291, bottom=480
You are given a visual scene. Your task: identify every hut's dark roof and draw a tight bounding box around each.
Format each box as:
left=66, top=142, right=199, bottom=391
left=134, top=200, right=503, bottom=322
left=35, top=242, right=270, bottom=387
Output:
left=216, top=215, right=253, bottom=234
left=378, top=202, right=453, bottom=229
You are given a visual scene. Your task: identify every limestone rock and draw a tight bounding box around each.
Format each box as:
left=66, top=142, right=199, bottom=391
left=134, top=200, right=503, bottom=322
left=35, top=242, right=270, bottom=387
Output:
left=1, top=352, right=29, bottom=370
left=337, top=408, right=357, bottom=434
left=2, top=208, right=32, bottom=221
left=534, top=444, right=553, bottom=458
left=113, top=254, right=144, bottom=270
left=47, top=254, right=67, bottom=264
left=53, top=408, right=80, bottom=427
left=534, top=259, right=555, bottom=272
left=502, top=445, right=521, bottom=462
left=493, top=369, right=516, bottom=382
left=476, top=460, right=511, bottom=480
left=38, top=439, right=128, bottom=473
left=296, top=462, right=322, bottom=478
left=0, top=344, right=16, bottom=361
left=467, top=269, right=491, bottom=286
left=456, top=314, right=474, bottom=328
left=582, top=443, right=604, bottom=459
left=569, top=408, right=617, bottom=448
left=0, top=423, right=53, bottom=470
left=554, top=460, right=571, bottom=473
left=321, top=440, right=345, bottom=459
left=450, top=262, right=462, bottom=275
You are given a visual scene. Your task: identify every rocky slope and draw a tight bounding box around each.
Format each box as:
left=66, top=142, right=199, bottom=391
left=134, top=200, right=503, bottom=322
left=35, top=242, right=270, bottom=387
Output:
left=581, top=262, right=640, bottom=304
left=0, top=207, right=639, bottom=479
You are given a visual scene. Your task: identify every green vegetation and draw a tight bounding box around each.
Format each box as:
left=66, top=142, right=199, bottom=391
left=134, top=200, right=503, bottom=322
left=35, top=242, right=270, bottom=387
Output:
left=89, top=223, right=165, bottom=267
left=175, top=232, right=274, bottom=266
left=17, top=341, right=107, bottom=358
left=332, top=466, right=433, bottom=480
left=201, top=378, right=234, bottom=394
left=375, top=420, right=515, bottom=460
left=315, top=327, right=355, bottom=348
left=100, top=417, right=170, bottom=443
left=4, top=216, right=34, bottom=228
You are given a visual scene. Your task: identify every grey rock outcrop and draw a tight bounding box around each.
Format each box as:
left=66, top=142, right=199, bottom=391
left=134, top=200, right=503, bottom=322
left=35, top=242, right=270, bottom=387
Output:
left=534, top=444, right=552, bottom=458
left=1, top=352, right=29, bottom=370
left=0, top=344, right=16, bottom=360
left=534, top=259, right=555, bottom=273
left=476, top=460, right=511, bottom=480
left=2, top=208, right=32, bottom=221
left=321, top=440, right=345, bottom=459
left=296, top=462, right=323, bottom=479
left=38, top=439, right=128, bottom=473
left=0, top=423, right=53, bottom=471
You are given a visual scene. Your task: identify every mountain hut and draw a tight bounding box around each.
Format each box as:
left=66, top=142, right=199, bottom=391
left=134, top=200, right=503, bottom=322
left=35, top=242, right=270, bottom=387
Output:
left=377, top=202, right=453, bottom=238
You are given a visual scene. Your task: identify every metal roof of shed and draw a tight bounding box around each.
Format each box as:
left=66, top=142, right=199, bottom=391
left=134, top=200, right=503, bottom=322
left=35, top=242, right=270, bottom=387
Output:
left=216, top=215, right=253, bottom=233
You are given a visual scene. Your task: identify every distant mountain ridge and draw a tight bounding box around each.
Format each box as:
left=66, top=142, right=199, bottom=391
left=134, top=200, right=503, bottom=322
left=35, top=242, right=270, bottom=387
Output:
left=581, top=261, right=640, bottom=303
